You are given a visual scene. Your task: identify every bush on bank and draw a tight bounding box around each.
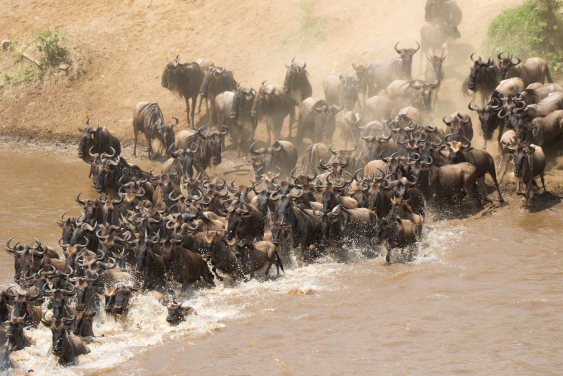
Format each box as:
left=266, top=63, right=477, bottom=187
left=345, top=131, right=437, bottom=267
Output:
left=487, top=0, right=563, bottom=72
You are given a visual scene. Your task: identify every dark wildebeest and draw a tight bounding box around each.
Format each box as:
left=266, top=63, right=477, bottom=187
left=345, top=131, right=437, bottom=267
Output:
left=506, top=142, right=547, bottom=206
left=132, top=102, right=178, bottom=160
left=342, top=111, right=363, bottom=148
left=421, top=160, right=481, bottom=207
left=360, top=128, right=396, bottom=163
left=444, top=137, right=504, bottom=203
left=216, top=84, right=257, bottom=154
left=251, top=82, right=295, bottom=144
left=166, top=302, right=197, bottom=325
left=516, top=83, right=563, bottom=106
left=174, top=126, right=229, bottom=177
left=420, top=16, right=460, bottom=65
left=323, top=75, right=359, bottom=113
left=249, top=140, right=298, bottom=180
left=425, top=53, right=446, bottom=107
left=348, top=63, right=373, bottom=106
left=43, top=318, right=90, bottom=365
left=72, top=310, right=96, bottom=337
left=6, top=317, right=31, bottom=351
left=468, top=99, right=505, bottom=149
left=425, top=0, right=462, bottom=24
left=365, top=42, right=420, bottom=95
left=161, top=55, right=205, bottom=127
left=463, top=54, right=499, bottom=106
left=199, top=63, right=237, bottom=127
left=530, top=110, right=563, bottom=149
left=78, top=120, right=121, bottom=163
left=204, top=232, right=247, bottom=281
left=374, top=214, right=418, bottom=264
left=284, top=58, right=313, bottom=137
left=162, top=237, right=215, bottom=291
left=497, top=53, right=553, bottom=87
left=225, top=200, right=265, bottom=242
left=513, top=91, right=563, bottom=140
left=442, top=111, right=473, bottom=141
left=296, top=98, right=342, bottom=147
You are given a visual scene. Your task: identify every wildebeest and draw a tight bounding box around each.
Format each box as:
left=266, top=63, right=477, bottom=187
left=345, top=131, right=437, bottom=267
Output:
left=516, top=83, right=563, bottom=106
left=199, top=63, right=237, bottom=126
left=161, top=55, right=205, bottom=127
left=420, top=16, right=460, bottom=64
left=174, top=126, right=229, bottom=177
left=6, top=317, right=31, bottom=351
left=463, top=54, right=499, bottom=106
left=251, top=82, right=295, bottom=144
left=296, top=98, right=342, bottom=146
left=323, top=75, right=359, bottom=112
left=468, top=99, right=505, bottom=149
left=497, top=53, right=553, bottom=87
left=507, top=142, right=547, bottom=205
left=284, top=58, right=313, bottom=137
left=78, top=120, right=121, bottom=163
left=421, top=161, right=481, bottom=207
left=204, top=232, right=247, bottom=281
left=216, top=84, right=257, bottom=153
left=348, top=63, right=373, bottom=106
left=374, top=214, right=418, bottom=264
left=44, top=317, right=90, bottom=365
left=365, top=42, right=420, bottom=94
left=238, top=240, right=284, bottom=279
left=132, top=102, right=178, bottom=160
left=425, top=53, right=446, bottom=106
left=442, top=111, right=473, bottom=141
left=166, top=302, right=197, bottom=325
left=513, top=91, right=563, bottom=128
left=249, top=140, right=298, bottom=180
left=225, top=200, right=265, bottom=242
left=72, top=310, right=96, bottom=337
left=162, top=237, right=215, bottom=291
left=301, top=143, right=331, bottom=176
left=425, top=0, right=462, bottom=25
left=530, top=110, right=563, bottom=149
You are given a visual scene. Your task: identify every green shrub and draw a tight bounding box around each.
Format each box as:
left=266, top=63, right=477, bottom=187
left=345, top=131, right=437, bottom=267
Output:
left=487, top=0, right=563, bottom=72
left=34, top=29, right=67, bottom=66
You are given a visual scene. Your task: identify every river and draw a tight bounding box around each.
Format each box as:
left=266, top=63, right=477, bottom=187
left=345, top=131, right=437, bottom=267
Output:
left=1, top=149, right=562, bottom=375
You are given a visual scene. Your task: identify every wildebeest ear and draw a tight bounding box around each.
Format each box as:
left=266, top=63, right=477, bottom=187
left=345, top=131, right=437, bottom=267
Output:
left=285, top=64, right=290, bottom=69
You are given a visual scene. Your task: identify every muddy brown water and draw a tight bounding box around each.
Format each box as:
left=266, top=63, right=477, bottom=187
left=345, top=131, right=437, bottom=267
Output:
left=1, top=149, right=562, bottom=375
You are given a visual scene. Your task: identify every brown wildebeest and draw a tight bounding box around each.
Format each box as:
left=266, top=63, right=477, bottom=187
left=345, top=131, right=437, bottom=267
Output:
left=132, top=102, right=177, bottom=160
left=513, top=91, right=563, bottom=131
left=425, top=53, right=446, bottom=106
left=531, top=109, right=563, bottom=149
left=420, top=16, right=460, bottom=65
left=43, top=317, right=90, bottom=365
left=506, top=142, right=547, bottom=206
left=216, top=84, right=257, bottom=154
left=468, top=99, right=505, bottom=149
left=251, top=82, right=295, bottom=144
left=296, top=98, right=342, bottom=147
left=323, top=75, right=359, bottom=112
left=348, top=63, right=373, bottom=106
left=497, top=53, right=553, bottom=87
left=498, top=130, right=518, bottom=184
left=78, top=120, right=121, bottom=163
left=204, top=231, right=247, bottom=282
left=6, top=317, right=32, bottom=351
left=365, top=42, right=420, bottom=95
left=7, top=290, right=41, bottom=328
left=161, top=55, right=205, bottom=127
left=442, top=111, right=473, bottom=141
left=463, top=54, right=499, bottom=106
left=225, top=200, right=265, bottom=242
left=249, top=140, right=298, bottom=180
left=199, top=63, right=237, bottom=127
left=284, top=58, right=313, bottom=137
left=420, top=160, right=481, bottom=207
left=174, top=126, right=229, bottom=178
left=166, top=302, right=197, bottom=325
left=72, top=310, right=96, bottom=337
left=162, top=237, right=215, bottom=290
left=443, top=137, right=504, bottom=203
left=301, top=143, right=331, bottom=176
left=374, top=213, right=418, bottom=264
left=161, top=148, right=184, bottom=187
left=362, top=93, right=399, bottom=123
left=425, top=0, right=462, bottom=25
left=237, top=241, right=284, bottom=279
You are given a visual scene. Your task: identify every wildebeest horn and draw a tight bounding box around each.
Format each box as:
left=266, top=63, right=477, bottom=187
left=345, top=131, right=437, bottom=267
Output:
left=445, top=134, right=454, bottom=146
left=468, top=100, right=480, bottom=112
left=317, top=157, right=330, bottom=170
left=461, top=135, right=472, bottom=149
left=470, top=52, right=477, bottom=63
left=328, top=144, right=339, bottom=155
left=218, top=125, right=229, bottom=135
left=76, top=192, right=87, bottom=205
left=89, top=146, right=100, bottom=159
left=412, top=41, right=420, bottom=52
left=394, top=42, right=404, bottom=53
left=249, top=141, right=262, bottom=155
left=197, top=126, right=210, bottom=139
left=511, top=54, right=521, bottom=66
left=497, top=52, right=503, bottom=61
left=442, top=115, right=452, bottom=126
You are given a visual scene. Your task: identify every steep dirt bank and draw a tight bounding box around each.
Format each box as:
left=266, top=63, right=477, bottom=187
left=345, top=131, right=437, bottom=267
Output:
left=0, top=0, right=526, bottom=147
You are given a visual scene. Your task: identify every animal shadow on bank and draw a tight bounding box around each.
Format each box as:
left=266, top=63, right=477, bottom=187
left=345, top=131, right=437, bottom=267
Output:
left=526, top=191, right=561, bottom=213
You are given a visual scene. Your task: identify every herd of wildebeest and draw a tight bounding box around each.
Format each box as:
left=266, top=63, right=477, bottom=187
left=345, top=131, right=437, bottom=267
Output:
left=2, top=0, right=563, bottom=372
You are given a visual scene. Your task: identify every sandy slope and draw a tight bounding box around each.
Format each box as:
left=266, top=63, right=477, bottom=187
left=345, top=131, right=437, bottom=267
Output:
left=0, top=0, right=520, bottom=146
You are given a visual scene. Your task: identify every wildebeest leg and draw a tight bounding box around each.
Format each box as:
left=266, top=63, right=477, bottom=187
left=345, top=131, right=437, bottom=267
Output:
left=525, top=178, right=534, bottom=206
left=288, top=106, right=296, bottom=138
left=185, top=96, right=192, bottom=128
left=266, top=119, right=273, bottom=145
left=540, top=172, right=547, bottom=193
left=202, top=268, right=215, bottom=287
left=211, top=264, right=224, bottom=281
left=498, top=153, right=511, bottom=184
left=145, top=134, right=153, bottom=160
left=133, top=130, right=138, bottom=158
left=497, top=122, right=505, bottom=153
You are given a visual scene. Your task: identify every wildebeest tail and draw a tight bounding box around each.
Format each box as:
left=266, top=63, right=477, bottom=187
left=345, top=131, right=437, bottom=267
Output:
left=461, top=75, right=471, bottom=97
left=546, top=66, right=554, bottom=83
left=275, top=250, right=284, bottom=273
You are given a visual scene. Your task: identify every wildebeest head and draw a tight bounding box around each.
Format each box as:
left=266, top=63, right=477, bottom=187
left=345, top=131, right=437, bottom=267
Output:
left=394, top=42, right=420, bottom=79
left=417, top=135, right=443, bottom=164
left=444, top=137, right=471, bottom=165
left=250, top=140, right=286, bottom=174
left=270, top=189, right=302, bottom=223
left=6, top=317, right=29, bottom=351
left=76, top=192, right=100, bottom=225
left=44, top=285, right=76, bottom=320
left=77, top=119, right=100, bottom=160
left=57, top=212, right=79, bottom=245
left=166, top=302, right=195, bottom=325
left=283, top=58, right=308, bottom=94
left=468, top=99, right=501, bottom=140
left=73, top=310, right=95, bottom=336
left=409, top=79, right=439, bottom=113
left=506, top=142, right=534, bottom=178
left=497, top=52, right=521, bottom=82
left=224, top=201, right=254, bottom=240
left=351, top=63, right=372, bottom=93
left=313, top=100, right=342, bottom=142
left=360, top=129, right=392, bottom=161
left=442, top=112, right=471, bottom=140
left=158, top=118, right=178, bottom=153
left=47, top=317, right=75, bottom=355
left=135, top=231, right=160, bottom=273
left=5, top=237, right=26, bottom=283
left=231, top=85, right=256, bottom=120
left=339, top=75, right=359, bottom=111
left=251, top=81, right=279, bottom=119
left=199, top=63, right=226, bottom=98
left=428, top=53, right=446, bottom=77
left=196, top=126, right=228, bottom=166
left=112, top=285, right=137, bottom=315
left=468, top=53, right=497, bottom=92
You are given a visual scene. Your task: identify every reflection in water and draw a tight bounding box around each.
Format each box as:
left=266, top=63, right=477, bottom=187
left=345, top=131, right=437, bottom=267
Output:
left=1, top=150, right=562, bottom=375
